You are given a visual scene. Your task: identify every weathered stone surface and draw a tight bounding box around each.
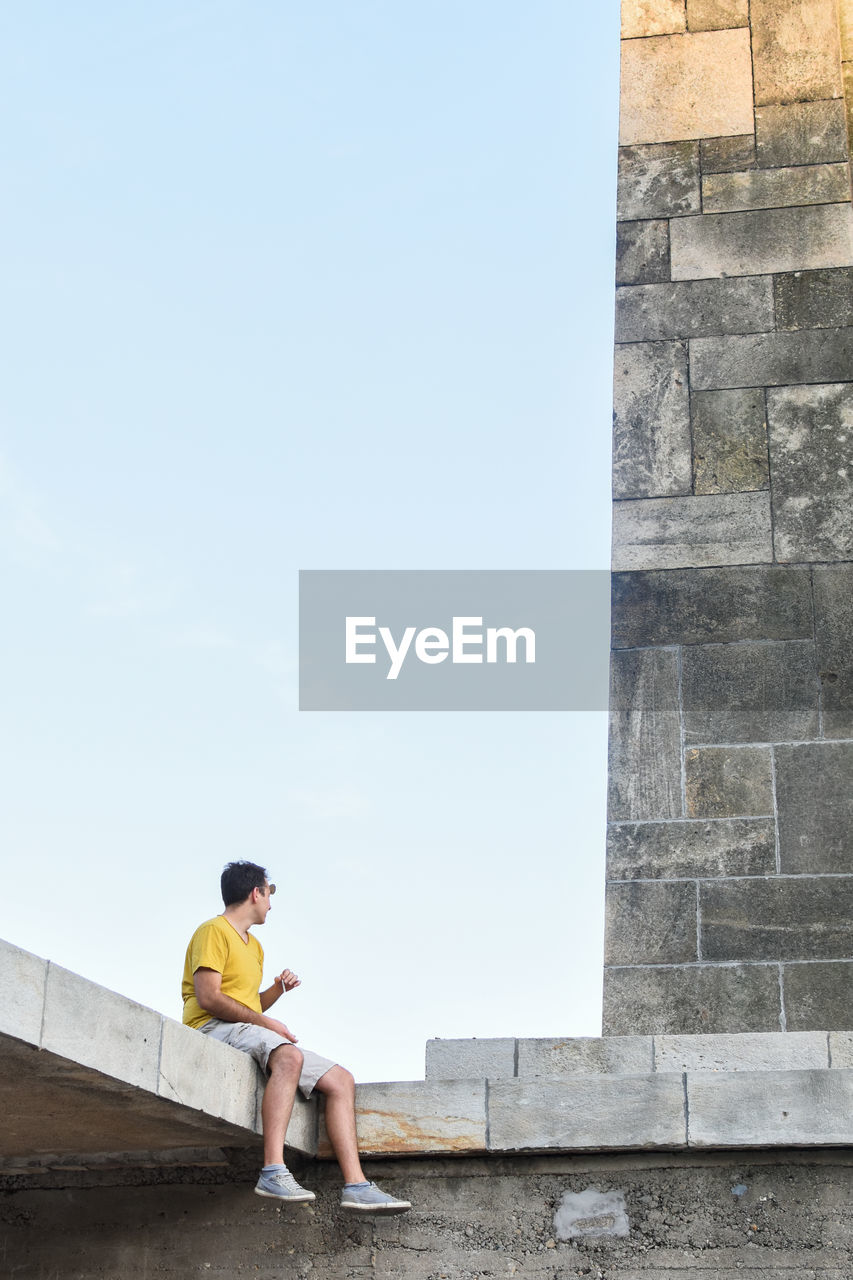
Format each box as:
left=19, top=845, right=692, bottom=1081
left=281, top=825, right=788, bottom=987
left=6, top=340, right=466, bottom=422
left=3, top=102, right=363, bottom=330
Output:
left=41, top=964, right=162, bottom=1093
left=750, top=0, right=843, bottom=106
left=701, top=878, right=853, bottom=961
left=605, top=881, right=699, bottom=965
left=611, top=565, right=813, bottom=648
left=692, top=387, right=768, bottom=494
left=616, top=219, right=671, bottom=285
left=785, top=961, right=853, bottom=1029
left=613, top=342, right=691, bottom=499
left=487, top=1075, right=687, bottom=1151
left=700, top=133, right=756, bottom=172
left=767, top=382, right=853, bottom=562
left=554, top=1187, right=630, bottom=1241
left=755, top=99, right=849, bottom=166
left=617, top=141, right=701, bottom=220
left=830, top=1030, right=853, bottom=1065
left=691, top=328, right=853, bottom=390
left=688, top=1069, right=853, bottom=1146
left=424, top=1037, right=515, bottom=1080
left=620, top=29, right=754, bottom=146
left=681, top=639, right=819, bottom=743
left=685, top=746, right=773, bottom=817
left=157, top=1019, right=261, bottom=1137
left=702, top=162, right=850, bottom=213
left=622, top=0, right=687, bottom=38
left=775, top=267, right=853, bottom=330
left=614, top=277, right=772, bottom=342
left=842, top=0, right=853, bottom=58
left=655, top=1030, right=828, bottom=1071
left=603, top=963, right=782, bottom=1034
left=608, top=648, right=682, bottom=821
left=775, top=743, right=853, bottom=873
left=318, top=1080, right=487, bottom=1157
left=670, top=204, right=853, bottom=280
left=0, top=938, right=46, bottom=1047
left=607, top=818, right=777, bottom=879
left=516, top=1036, right=654, bottom=1076
left=686, top=0, right=749, bottom=30
left=814, top=565, right=853, bottom=737
left=611, top=491, right=773, bottom=570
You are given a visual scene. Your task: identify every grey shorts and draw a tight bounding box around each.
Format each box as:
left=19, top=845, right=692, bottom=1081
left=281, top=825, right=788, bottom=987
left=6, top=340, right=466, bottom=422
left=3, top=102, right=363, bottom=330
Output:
left=200, top=1019, right=337, bottom=1099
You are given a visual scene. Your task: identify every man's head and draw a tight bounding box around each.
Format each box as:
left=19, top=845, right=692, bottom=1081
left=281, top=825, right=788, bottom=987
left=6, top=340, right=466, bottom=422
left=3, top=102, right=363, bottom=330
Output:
left=220, top=861, right=276, bottom=911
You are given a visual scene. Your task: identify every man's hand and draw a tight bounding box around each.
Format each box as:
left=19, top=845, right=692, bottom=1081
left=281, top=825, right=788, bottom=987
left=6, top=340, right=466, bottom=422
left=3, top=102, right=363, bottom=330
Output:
left=263, top=1017, right=298, bottom=1043
left=275, top=969, right=301, bottom=993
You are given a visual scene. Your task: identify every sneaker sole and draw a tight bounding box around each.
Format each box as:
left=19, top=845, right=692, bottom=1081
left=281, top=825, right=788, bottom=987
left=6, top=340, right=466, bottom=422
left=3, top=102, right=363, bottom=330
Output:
left=255, top=1187, right=316, bottom=1203
left=340, top=1200, right=412, bottom=1214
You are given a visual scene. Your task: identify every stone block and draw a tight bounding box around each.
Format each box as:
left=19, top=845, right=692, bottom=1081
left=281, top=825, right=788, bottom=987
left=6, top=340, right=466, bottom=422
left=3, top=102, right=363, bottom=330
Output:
left=681, top=639, right=819, bottom=743
left=830, top=1031, right=853, bottom=1065
left=767, top=382, right=853, bottom=562
left=319, top=1080, right=486, bottom=1156
left=755, top=99, right=849, bottom=166
left=487, top=1075, right=687, bottom=1151
left=622, top=0, right=687, bottom=38
left=750, top=0, right=843, bottom=106
left=515, top=1035, right=654, bottom=1076
left=608, top=648, right=682, bottom=821
left=40, top=964, right=162, bottom=1092
left=671, top=204, right=853, bottom=280
left=656, top=1030, right=828, bottom=1071
left=687, top=1069, right=853, bottom=1147
left=607, top=817, right=776, bottom=879
left=702, top=163, right=850, bottom=213
left=686, top=0, right=749, bottom=29
left=0, top=938, right=47, bottom=1047
left=605, top=881, right=699, bottom=965
left=692, top=388, right=769, bottom=494
left=611, top=491, right=773, bottom=570
left=775, top=743, right=853, bottom=873
left=613, top=341, right=691, bottom=498
left=700, top=878, right=853, bottom=961
left=554, top=1188, right=630, bottom=1241
left=775, top=268, right=853, bottom=330
left=157, top=1018, right=260, bottom=1136
left=842, top=0, right=853, bottom=58
left=700, top=134, right=756, bottom=172
left=692, top=328, right=853, bottom=391
left=611, top=565, right=813, bottom=648
left=616, top=220, right=671, bottom=285
left=785, top=961, right=853, bottom=1029
left=814, top=565, right=853, bottom=737
left=603, top=963, right=782, bottom=1034
left=620, top=29, right=754, bottom=146
left=614, top=277, right=772, bottom=342
left=685, top=746, right=773, bottom=817
left=617, top=142, right=701, bottom=220
left=424, top=1037, right=515, bottom=1080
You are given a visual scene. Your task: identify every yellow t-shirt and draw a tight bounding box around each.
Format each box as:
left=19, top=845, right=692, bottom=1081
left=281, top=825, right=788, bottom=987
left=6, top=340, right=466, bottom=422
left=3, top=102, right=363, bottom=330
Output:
left=182, top=915, right=265, bottom=1029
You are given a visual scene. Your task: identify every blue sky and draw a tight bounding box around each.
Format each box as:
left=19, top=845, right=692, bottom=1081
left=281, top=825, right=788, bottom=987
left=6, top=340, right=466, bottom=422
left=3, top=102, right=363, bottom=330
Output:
left=0, top=2, right=619, bottom=1082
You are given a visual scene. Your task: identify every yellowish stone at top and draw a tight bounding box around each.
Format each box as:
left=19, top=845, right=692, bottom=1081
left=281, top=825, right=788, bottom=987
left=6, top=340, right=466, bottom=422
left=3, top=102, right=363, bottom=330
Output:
left=622, top=0, right=686, bottom=39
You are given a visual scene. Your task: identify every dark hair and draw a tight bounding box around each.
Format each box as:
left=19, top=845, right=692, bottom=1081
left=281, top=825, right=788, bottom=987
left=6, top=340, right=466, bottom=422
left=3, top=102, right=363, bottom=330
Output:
left=221, top=861, right=268, bottom=907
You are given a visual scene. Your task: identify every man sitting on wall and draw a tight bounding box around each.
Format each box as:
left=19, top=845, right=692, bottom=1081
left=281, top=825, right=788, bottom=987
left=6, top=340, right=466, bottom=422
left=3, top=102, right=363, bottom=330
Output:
left=182, top=860, right=411, bottom=1214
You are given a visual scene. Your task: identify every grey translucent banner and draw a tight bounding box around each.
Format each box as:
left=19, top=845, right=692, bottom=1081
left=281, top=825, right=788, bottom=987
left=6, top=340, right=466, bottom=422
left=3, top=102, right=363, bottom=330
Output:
left=299, top=570, right=610, bottom=711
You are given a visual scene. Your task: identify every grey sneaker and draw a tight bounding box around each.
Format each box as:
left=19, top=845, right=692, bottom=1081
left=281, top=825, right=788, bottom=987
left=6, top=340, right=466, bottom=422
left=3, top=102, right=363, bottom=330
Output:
left=255, top=1166, right=316, bottom=1202
left=340, top=1181, right=412, bottom=1214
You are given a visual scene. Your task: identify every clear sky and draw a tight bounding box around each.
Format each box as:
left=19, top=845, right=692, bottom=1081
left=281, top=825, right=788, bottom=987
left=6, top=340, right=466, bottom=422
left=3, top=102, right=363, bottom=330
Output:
left=0, top=2, right=619, bottom=1083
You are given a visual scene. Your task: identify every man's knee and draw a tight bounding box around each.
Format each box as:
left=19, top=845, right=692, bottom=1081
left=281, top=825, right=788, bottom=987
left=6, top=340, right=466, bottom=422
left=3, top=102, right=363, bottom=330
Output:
left=320, top=1064, right=355, bottom=1097
left=268, top=1044, right=304, bottom=1078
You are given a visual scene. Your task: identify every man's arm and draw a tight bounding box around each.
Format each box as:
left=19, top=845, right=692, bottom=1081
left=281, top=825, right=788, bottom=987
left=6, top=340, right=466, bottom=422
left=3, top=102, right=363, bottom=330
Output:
left=259, top=968, right=301, bottom=1012
left=193, top=968, right=298, bottom=1042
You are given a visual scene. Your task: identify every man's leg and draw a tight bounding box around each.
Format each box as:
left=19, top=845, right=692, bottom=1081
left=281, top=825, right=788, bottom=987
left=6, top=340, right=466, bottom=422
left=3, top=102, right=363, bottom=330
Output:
left=262, top=1043, right=304, bottom=1167
left=313, top=1066, right=411, bottom=1214
left=313, top=1065, right=365, bottom=1184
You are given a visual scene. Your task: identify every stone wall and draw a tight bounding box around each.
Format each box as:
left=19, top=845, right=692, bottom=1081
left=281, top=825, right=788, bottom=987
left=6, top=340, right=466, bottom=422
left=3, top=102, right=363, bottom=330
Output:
left=605, top=0, right=853, bottom=1036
